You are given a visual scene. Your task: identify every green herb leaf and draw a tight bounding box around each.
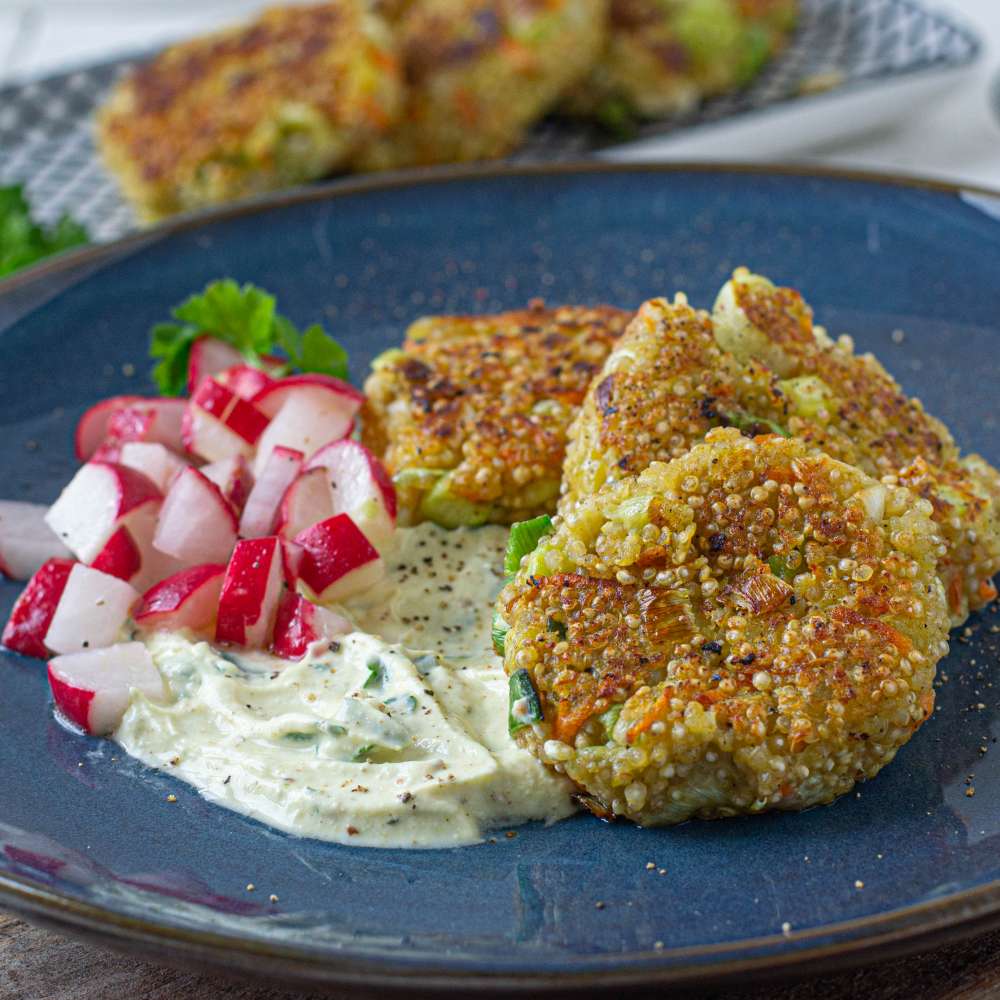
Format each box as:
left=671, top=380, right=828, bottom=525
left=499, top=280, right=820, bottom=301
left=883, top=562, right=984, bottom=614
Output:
left=504, top=515, right=553, bottom=576
left=148, top=279, right=349, bottom=395
left=363, top=657, right=386, bottom=689
left=597, top=704, right=622, bottom=737
left=352, top=744, right=375, bottom=762
left=0, top=184, right=88, bottom=279
left=492, top=610, right=510, bottom=657
left=508, top=668, right=543, bottom=735
left=386, top=694, right=418, bottom=714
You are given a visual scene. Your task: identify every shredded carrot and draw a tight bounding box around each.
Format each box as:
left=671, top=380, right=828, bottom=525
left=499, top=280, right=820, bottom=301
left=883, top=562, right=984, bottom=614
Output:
left=979, top=579, right=998, bottom=603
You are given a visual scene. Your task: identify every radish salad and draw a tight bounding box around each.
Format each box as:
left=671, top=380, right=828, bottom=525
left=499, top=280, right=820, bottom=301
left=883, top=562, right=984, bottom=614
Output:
left=0, top=281, right=575, bottom=848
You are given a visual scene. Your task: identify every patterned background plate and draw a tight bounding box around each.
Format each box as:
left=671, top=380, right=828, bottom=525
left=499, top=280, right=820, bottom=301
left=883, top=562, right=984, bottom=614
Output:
left=0, top=0, right=981, bottom=243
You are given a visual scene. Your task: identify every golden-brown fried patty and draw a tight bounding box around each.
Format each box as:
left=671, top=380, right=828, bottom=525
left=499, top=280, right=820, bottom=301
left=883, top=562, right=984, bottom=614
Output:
left=353, top=0, right=607, bottom=169
left=97, top=2, right=403, bottom=221
left=566, top=0, right=796, bottom=121
left=562, top=272, right=1000, bottom=623
left=361, top=300, right=631, bottom=526
left=500, top=428, right=950, bottom=824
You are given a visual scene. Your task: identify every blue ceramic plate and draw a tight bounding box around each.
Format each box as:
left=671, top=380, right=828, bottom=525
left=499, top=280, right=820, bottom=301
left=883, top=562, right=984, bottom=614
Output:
left=1, top=165, right=999, bottom=994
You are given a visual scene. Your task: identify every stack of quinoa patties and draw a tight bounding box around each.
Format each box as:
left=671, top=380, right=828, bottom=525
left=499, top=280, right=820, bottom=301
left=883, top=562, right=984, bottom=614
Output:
left=96, top=0, right=798, bottom=221
left=367, top=270, right=1000, bottom=827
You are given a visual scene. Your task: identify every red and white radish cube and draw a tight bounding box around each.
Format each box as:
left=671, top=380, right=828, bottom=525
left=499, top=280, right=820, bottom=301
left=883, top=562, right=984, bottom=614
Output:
left=2, top=558, right=75, bottom=658
left=239, top=446, right=303, bottom=538
left=0, top=500, right=72, bottom=581
left=153, top=468, right=238, bottom=567
left=48, top=643, right=165, bottom=736
left=44, top=564, right=140, bottom=655
left=294, top=514, right=383, bottom=603
left=215, top=537, right=285, bottom=648
left=45, top=462, right=162, bottom=565
left=104, top=398, right=187, bottom=454
left=135, top=563, right=226, bottom=633
left=74, top=395, right=142, bottom=461
left=276, top=467, right=334, bottom=540
left=272, top=590, right=350, bottom=660
left=182, top=378, right=269, bottom=463
left=200, top=455, right=254, bottom=512
left=280, top=538, right=304, bottom=585
left=216, top=363, right=277, bottom=400
left=250, top=375, right=363, bottom=476
left=118, top=442, right=188, bottom=494
left=306, top=440, right=397, bottom=548
left=186, top=336, right=244, bottom=394
left=90, top=526, right=143, bottom=583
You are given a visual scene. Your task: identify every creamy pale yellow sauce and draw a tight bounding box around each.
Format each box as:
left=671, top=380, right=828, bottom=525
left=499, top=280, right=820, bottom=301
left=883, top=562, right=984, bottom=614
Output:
left=115, top=524, right=575, bottom=848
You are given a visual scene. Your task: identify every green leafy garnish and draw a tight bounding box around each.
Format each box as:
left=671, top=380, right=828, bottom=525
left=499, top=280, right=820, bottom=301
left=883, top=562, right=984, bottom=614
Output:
left=597, top=704, right=622, bottom=738
left=386, top=694, right=418, bottom=714
left=768, top=552, right=800, bottom=583
left=508, top=668, right=543, bottom=735
left=351, top=744, right=375, bottom=762
left=0, top=185, right=88, bottom=279
left=149, top=279, right=349, bottom=396
left=363, top=657, right=386, bottom=689
left=504, top=515, right=553, bottom=576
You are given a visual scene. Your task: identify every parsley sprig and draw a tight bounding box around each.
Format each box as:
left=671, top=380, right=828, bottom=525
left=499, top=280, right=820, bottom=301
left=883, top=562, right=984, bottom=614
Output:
left=150, top=279, right=349, bottom=396
left=0, top=185, right=88, bottom=279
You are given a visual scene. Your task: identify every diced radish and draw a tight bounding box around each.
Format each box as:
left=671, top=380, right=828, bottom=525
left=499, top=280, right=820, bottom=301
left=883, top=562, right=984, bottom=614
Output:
left=48, top=643, right=165, bottom=735
left=272, top=591, right=350, bottom=660
left=135, top=563, right=226, bottom=633
left=239, top=446, right=303, bottom=538
left=153, top=468, right=238, bottom=567
left=200, top=455, right=254, bottom=512
left=215, top=537, right=285, bottom=648
left=306, top=440, right=397, bottom=548
left=217, top=363, right=278, bottom=400
left=0, top=500, right=72, bottom=581
left=90, top=526, right=142, bottom=583
left=118, top=442, right=188, bottom=494
left=182, top=379, right=269, bottom=463
left=294, top=514, right=383, bottom=603
left=186, top=336, right=244, bottom=394
left=251, top=375, right=364, bottom=476
left=45, top=462, right=162, bottom=565
left=91, top=442, right=122, bottom=463
left=250, top=373, right=364, bottom=418
left=276, top=468, right=334, bottom=540
left=44, top=564, right=140, bottom=655
left=74, top=395, right=142, bottom=461
left=2, top=558, right=75, bottom=658
left=104, top=398, right=187, bottom=453
left=280, top=538, right=304, bottom=585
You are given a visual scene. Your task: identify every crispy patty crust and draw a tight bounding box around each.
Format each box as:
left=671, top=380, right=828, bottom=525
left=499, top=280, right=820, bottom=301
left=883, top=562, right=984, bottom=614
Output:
left=500, top=429, right=950, bottom=824
left=361, top=300, right=631, bottom=526
left=567, top=0, right=796, bottom=120
left=97, top=2, right=403, bottom=221
left=354, top=0, right=607, bottom=169
left=562, top=272, right=1000, bottom=623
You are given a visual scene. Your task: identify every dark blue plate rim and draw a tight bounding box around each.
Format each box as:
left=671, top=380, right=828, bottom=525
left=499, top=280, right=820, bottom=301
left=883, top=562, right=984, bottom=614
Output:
left=2, top=161, right=1000, bottom=993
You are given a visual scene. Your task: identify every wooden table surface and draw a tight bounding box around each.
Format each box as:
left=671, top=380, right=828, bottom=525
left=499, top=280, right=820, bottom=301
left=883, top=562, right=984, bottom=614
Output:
left=4, top=910, right=1000, bottom=1000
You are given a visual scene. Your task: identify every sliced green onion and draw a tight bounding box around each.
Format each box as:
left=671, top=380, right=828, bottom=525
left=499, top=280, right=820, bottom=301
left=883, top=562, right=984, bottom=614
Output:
left=597, top=704, right=622, bottom=738
left=492, top=610, right=510, bottom=656
left=504, top=515, right=553, bottom=576
left=725, top=410, right=790, bottom=438
left=547, top=617, right=567, bottom=641
left=508, top=668, right=543, bottom=735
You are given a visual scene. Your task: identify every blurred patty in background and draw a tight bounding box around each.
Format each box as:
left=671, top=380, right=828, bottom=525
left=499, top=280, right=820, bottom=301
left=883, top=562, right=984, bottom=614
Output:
left=97, top=0, right=797, bottom=221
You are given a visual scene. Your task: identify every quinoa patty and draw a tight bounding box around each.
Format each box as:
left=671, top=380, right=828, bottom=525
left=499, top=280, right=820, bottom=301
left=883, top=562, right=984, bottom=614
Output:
left=97, top=2, right=403, bottom=221
left=361, top=300, right=631, bottom=526
left=567, top=0, right=797, bottom=121
left=563, top=272, right=1000, bottom=624
left=353, top=0, right=607, bottom=169
left=500, top=429, right=950, bottom=825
